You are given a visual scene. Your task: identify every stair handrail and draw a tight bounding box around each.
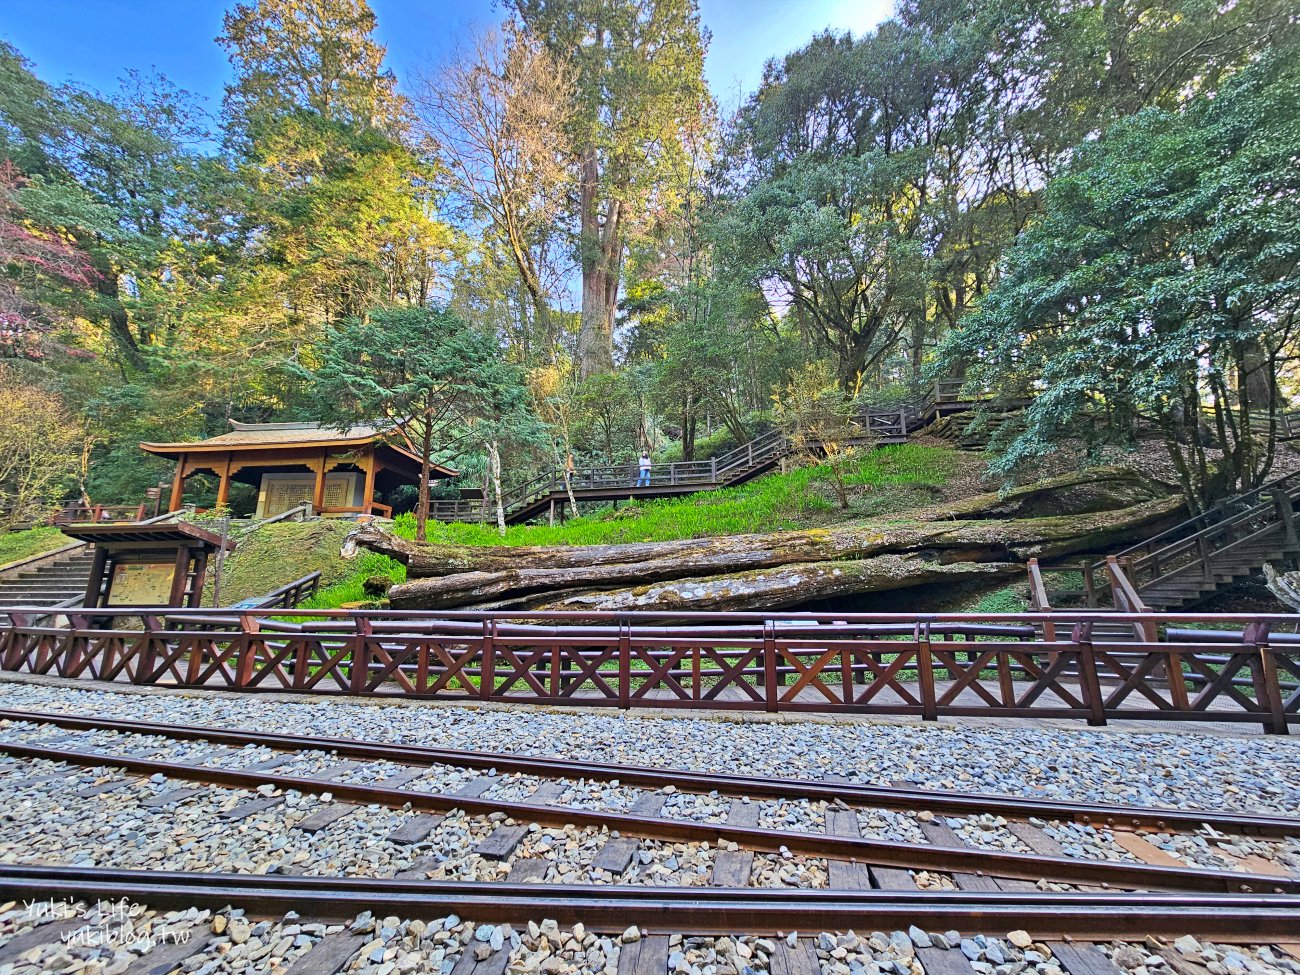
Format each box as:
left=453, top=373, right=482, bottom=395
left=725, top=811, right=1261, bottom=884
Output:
left=1026, top=559, right=1055, bottom=642
left=1105, top=557, right=1158, bottom=641
left=1106, top=468, right=1300, bottom=567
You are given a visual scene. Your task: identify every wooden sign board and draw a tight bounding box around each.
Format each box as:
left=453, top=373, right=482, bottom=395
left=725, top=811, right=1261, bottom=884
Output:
left=107, top=562, right=177, bottom=606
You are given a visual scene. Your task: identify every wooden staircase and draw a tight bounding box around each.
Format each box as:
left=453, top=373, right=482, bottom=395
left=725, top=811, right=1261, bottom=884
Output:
left=1090, top=471, right=1300, bottom=610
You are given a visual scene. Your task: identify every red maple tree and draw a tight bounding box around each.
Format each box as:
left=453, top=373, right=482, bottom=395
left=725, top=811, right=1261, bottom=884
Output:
left=0, top=160, right=97, bottom=359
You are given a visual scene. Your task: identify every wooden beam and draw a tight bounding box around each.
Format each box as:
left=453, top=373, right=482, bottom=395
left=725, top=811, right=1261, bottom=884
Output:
left=168, top=455, right=186, bottom=512
left=361, top=448, right=377, bottom=517
left=167, top=547, right=191, bottom=607
left=215, top=454, right=232, bottom=508
left=312, top=451, right=328, bottom=513
left=83, top=545, right=109, bottom=608
left=189, top=549, right=209, bottom=608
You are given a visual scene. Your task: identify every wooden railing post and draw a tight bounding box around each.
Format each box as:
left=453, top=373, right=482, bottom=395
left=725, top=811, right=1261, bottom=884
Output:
left=1244, top=621, right=1288, bottom=735
left=710, top=457, right=718, bottom=483
left=134, top=615, right=160, bottom=685
left=1073, top=621, right=1106, bottom=726
left=349, top=616, right=371, bottom=694
left=480, top=619, right=495, bottom=701
left=915, top=619, right=938, bottom=721
left=762, top=620, right=778, bottom=712
left=1083, top=562, right=1097, bottom=608
left=234, top=613, right=260, bottom=689
left=618, top=618, right=631, bottom=709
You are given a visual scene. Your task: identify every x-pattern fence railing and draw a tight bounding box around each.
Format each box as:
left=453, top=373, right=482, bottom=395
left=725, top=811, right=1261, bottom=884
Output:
left=1, top=609, right=1296, bottom=733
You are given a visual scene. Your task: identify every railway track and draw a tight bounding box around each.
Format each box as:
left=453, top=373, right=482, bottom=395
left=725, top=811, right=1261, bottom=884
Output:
left=1, top=707, right=1299, bottom=975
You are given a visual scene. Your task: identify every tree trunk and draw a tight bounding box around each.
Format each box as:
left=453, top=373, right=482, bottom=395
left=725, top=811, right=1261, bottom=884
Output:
left=488, top=440, right=506, bottom=536
left=91, top=257, right=145, bottom=371
left=577, top=148, right=618, bottom=378
left=415, top=416, right=432, bottom=543
left=349, top=468, right=1184, bottom=612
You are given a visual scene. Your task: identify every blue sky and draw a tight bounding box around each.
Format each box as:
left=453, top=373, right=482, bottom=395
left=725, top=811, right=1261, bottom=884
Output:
left=0, top=0, right=894, bottom=113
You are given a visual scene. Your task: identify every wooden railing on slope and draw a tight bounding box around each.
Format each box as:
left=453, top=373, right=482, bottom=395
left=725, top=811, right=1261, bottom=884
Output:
left=52, top=503, right=148, bottom=525
left=1090, top=470, right=1300, bottom=603
left=427, top=381, right=997, bottom=525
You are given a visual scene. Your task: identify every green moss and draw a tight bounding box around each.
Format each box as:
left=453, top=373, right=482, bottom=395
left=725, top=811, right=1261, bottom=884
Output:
left=0, top=526, right=71, bottom=567
left=972, top=586, right=1030, bottom=614
left=298, top=551, right=406, bottom=610
left=406, top=444, right=965, bottom=547
left=214, top=520, right=405, bottom=606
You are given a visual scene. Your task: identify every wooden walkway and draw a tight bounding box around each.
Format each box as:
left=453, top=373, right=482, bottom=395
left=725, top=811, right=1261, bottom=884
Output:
left=432, top=381, right=1002, bottom=525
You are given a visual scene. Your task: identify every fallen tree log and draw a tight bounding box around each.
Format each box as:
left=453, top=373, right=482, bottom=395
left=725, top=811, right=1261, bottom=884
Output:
left=533, top=557, right=1023, bottom=613
left=354, top=475, right=1184, bottom=612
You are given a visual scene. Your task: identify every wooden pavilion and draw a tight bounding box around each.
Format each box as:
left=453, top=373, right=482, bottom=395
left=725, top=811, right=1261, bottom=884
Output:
left=141, top=421, right=456, bottom=518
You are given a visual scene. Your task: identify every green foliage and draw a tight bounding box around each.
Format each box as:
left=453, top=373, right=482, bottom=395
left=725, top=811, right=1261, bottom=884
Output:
left=0, top=526, right=69, bottom=566
left=939, top=47, right=1300, bottom=506
left=972, top=585, right=1029, bottom=615
left=298, top=551, right=405, bottom=609
left=295, top=304, right=539, bottom=538
left=403, top=444, right=961, bottom=546
left=1, top=0, right=1294, bottom=517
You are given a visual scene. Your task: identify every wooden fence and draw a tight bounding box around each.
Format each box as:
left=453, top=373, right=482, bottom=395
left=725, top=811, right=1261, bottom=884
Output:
left=1, top=608, right=1297, bottom=732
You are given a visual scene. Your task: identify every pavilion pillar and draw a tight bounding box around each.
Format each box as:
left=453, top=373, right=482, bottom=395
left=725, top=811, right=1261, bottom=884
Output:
left=362, top=450, right=377, bottom=517
left=312, top=451, right=328, bottom=514
left=215, top=454, right=232, bottom=509
left=168, top=454, right=186, bottom=512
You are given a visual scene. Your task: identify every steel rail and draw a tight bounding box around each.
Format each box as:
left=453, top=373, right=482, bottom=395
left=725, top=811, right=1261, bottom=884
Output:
left=1, top=707, right=1294, bottom=837
left=1, top=739, right=1295, bottom=896
left=1, top=866, right=1296, bottom=939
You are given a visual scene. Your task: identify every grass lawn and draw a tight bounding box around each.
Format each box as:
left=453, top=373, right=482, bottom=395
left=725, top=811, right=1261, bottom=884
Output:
left=222, top=445, right=970, bottom=610
left=407, top=444, right=967, bottom=547
left=0, top=526, right=72, bottom=567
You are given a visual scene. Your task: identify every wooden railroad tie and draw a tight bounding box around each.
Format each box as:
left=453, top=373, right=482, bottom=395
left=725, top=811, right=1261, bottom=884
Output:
left=281, top=933, right=369, bottom=975
left=726, top=798, right=760, bottom=828
left=619, top=935, right=671, bottom=975
left=1048, top=942, right=1125, bottom=975
left=140, top=787, right=204, bottom=809
left=506, top=858, right=548, bottom=882
left=628, top=791, right=667, bottom=816
left=295, top=803, right=359, bottom=834
left=75, top=778, right=139, bottom=799
left=455, top=776, right=497, bottom=799
left=916, top=946, right=977, bottom=975
left=221, top=795, right=286, bottom=821
left=770, top=939, right=820, bottom=975
left=475, top=824, right=529, bottom=860
left=394, top=855, right=441, bottom=880
left=0, top=917, right=91, bottom=965
left=450, top=942, right=511, bottom=975
left=385, top=813, right=443, bottom=845
left=592, top=836, right=639, bottom=876
left=710, top=849, right=754, bottom=886
left=123, top=931, right=216, bottom=975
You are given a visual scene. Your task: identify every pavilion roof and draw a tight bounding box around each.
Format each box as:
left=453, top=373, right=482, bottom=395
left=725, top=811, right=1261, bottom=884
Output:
left=140, top=421, right=458, bottom=476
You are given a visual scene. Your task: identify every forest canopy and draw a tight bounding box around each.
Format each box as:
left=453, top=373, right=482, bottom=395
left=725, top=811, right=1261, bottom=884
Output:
left=1, top=0, right=1296, bottom=518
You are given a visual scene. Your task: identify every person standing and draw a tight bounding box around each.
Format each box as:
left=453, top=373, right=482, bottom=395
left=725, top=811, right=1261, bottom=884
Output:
left=636, top=450, right=652, bottom=487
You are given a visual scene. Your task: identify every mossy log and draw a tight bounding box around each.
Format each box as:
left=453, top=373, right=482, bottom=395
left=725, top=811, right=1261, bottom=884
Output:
left=348, top=469, right=1184, bottom=612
